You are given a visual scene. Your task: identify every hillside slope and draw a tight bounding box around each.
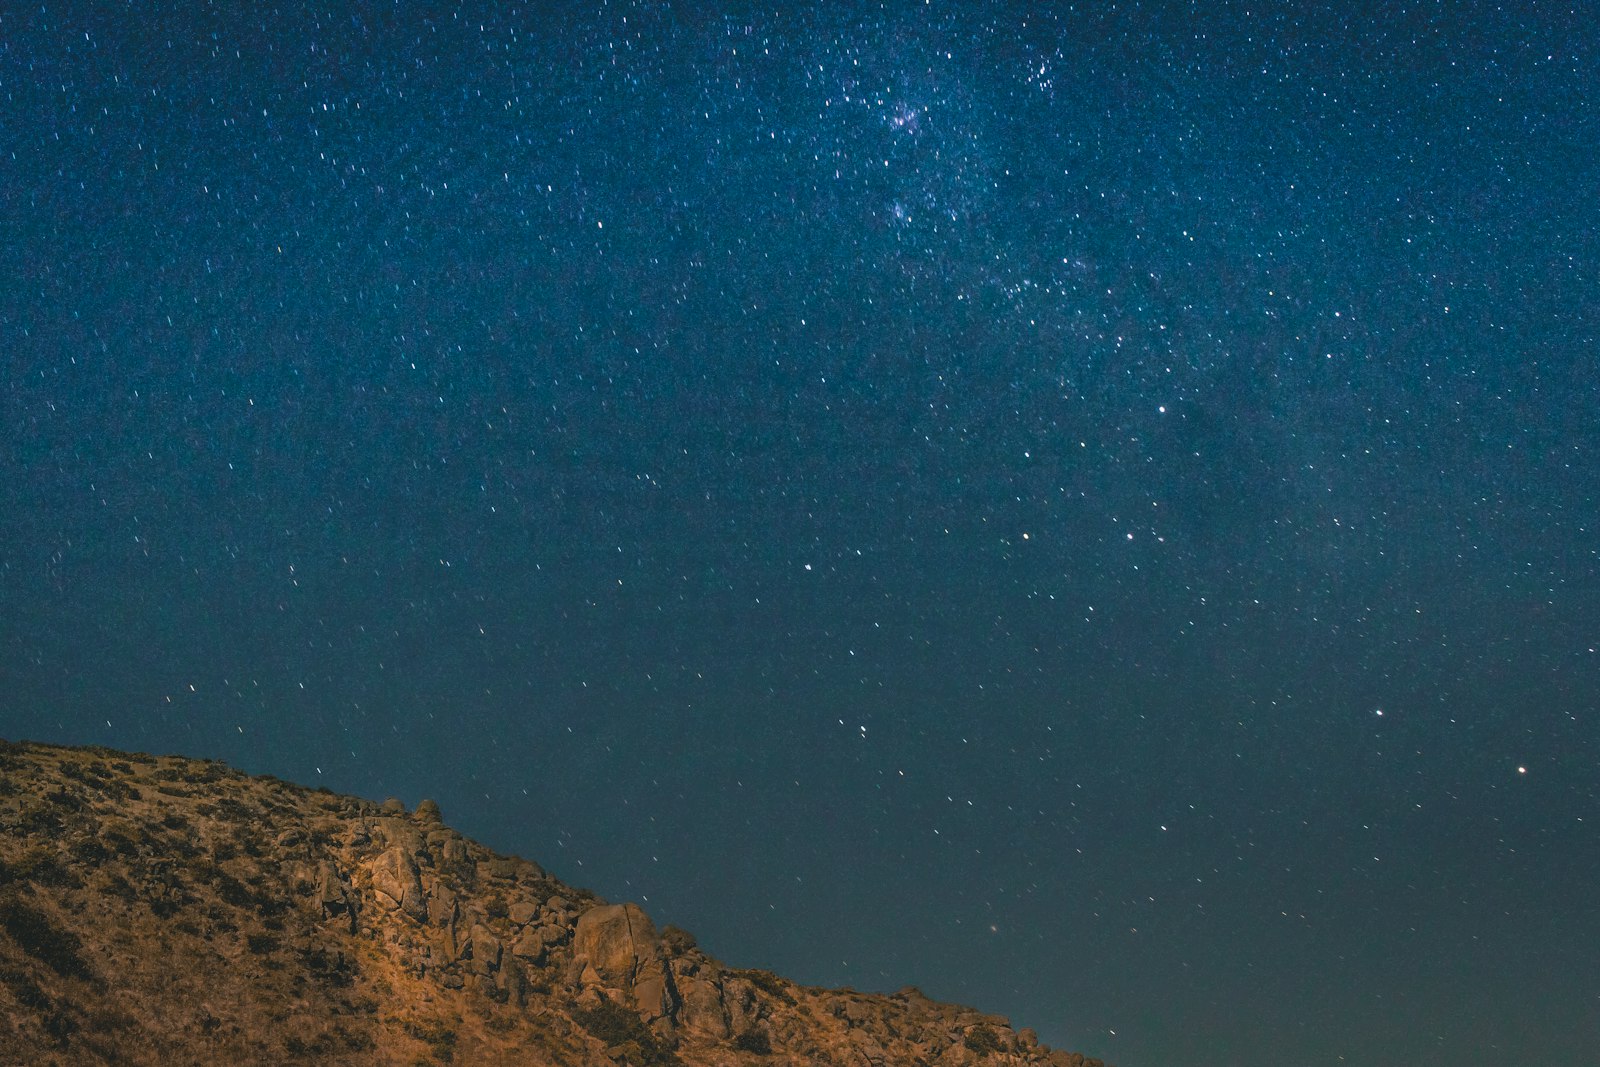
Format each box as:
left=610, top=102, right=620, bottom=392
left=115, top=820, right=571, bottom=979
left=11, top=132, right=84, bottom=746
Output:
left=0, top=739, right=1108, bottom=1066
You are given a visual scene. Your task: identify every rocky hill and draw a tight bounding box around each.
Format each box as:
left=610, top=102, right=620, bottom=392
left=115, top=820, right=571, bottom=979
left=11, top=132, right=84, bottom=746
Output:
left=0, top=739, right=1109, bottom=1066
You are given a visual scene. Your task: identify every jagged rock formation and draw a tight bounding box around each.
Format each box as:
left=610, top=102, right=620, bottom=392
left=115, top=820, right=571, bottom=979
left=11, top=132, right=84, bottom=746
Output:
left=0, top=739, right=1109, bottom=1067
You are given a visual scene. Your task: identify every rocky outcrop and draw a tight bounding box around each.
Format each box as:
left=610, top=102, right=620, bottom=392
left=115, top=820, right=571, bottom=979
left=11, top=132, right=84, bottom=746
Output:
left=0, top=739, right=1111, bottom=1067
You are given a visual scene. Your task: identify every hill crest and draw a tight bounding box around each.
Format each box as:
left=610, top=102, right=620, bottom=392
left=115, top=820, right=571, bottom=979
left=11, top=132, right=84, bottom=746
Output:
left=0, top=739, right=1107, bottom=1066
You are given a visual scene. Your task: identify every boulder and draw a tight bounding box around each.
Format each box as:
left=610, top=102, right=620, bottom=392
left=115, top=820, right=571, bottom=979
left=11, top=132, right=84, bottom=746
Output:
left=574, top=903, right=656, bottom=988
left=427, top=883, right=458, bottom=930
left=573, top=902, right=677, bottom=1021
left=314, top=860, right=355, bottom=932
left=673, top=971, right=730, bottom=1039
left=369, top=846, right=428, bottom=922
left=467, top=924, right=502, bottom=975
left=511, top=927, right=547, bottom=963
left=373, top=817, right=426, bottom=855
left=535, top=921, right=570, bottom=946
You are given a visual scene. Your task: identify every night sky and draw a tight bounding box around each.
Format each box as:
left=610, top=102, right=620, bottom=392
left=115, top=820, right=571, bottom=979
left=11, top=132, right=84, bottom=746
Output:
left=4, top=3, right=1599, bottom=1064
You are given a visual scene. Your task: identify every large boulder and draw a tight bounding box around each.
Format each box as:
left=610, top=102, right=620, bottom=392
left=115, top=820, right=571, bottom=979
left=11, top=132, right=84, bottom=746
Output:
left=369, top=846, right=428, bottom=922
left=672, top=968, right=731, bottom=1039
left=573, top=902, right=676, bottom=1021
left=313, top=860, right=355, bottom=932
left=467, top=923, right=502, bottom=975
left=574, top=903, right=656, bottom=987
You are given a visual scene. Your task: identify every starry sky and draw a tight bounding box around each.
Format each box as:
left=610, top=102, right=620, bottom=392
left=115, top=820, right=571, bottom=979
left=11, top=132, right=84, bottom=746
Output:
left=4, top=2, right=1598, bottom=1064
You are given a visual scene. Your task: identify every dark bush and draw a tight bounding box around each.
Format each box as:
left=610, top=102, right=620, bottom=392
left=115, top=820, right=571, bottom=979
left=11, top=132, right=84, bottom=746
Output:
left=3, top=849, right=78, bottom=889
left=402, top=1017, right=459, bottom=1062
left=737, top=968, right=796, bottom=1005
left=573, top=999, right=680, bottom=1066
left=0, top=964, right=50, bottom=1010
left=102, top=828, right=139, bottom=858
left=99, top=873, right=138, bottom=903
left=12, top=804, right=63, bottom=835
left=733, top=1029, right=772, bottom=1054
left=43, top=1008, right=76, bottom=1047
left=660, top=925, right=697, bottom=953
left=300, top=947, right=357, bottom=987
left=214, top=872, right=255, bottom=908
left=964, top=1025, right=1004, bottom=1054
left=0, top=892, right=95, bottom=981
left=69, top=837, right=110, bottom=865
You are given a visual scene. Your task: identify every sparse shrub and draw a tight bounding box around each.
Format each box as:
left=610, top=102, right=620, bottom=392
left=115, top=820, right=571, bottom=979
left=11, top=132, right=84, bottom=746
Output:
left=732, top=1029, right=772, bottom=1054
left=69, top=837, right=110, bottom=865
left=101, top=826, right=139, bottom=858
left=83, top=1005, right=134, bottom=1035
left=4, top=848, right=77, bottom=888
left=46, top=788, right=86, bottom=812
left=402, top=1017, right=460, bottom=1063
left=181, top=762, right=224, bottom=784
left=337, top=1024, right=375, bottom=1051
left=573, top=998, right=680, bottom=1066
left=98, top=872, right=138, bottom=903
left=660, top=924, right=696, bottom=953
left=299, top=947, right=357, bottom=987
left=213, top=871, right=255, bottom=908
left=0, top=964, right=50, bottom=1010
left=43, top=1008, right=76, bottom=1047
left=12, top=804, right=63, bottom=835
left=738, top=969, right=795, bottom=1004
left=0, top=892, right=95, bottom=981
left=246, top=933, right=279, bottom=955
left=213, top=796, right=255, bottom=821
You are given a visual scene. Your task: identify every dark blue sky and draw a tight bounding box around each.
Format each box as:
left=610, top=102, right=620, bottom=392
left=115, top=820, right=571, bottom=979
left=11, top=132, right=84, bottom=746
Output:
left=4, top=3, right=1598, bottom=1064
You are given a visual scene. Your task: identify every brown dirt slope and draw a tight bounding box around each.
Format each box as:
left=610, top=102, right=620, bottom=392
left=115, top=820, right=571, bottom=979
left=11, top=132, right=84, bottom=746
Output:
left=0, top=738, right=1108, bottom=1067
